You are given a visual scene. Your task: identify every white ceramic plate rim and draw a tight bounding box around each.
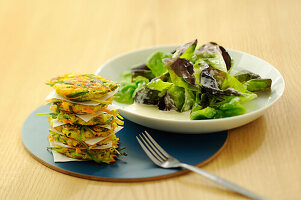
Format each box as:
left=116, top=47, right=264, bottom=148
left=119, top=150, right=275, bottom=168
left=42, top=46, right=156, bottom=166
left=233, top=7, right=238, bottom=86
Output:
left=96, top=45, right=285, bottom=124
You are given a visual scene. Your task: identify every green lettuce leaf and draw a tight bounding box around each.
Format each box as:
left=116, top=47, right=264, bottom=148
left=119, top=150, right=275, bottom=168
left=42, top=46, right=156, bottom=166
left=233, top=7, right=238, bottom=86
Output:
left=193, top=59, right=209, bottom=86
left=167, top=85, right=185, bottom=110
left=133, top=76, right=149, bottom=94
left=114, top=85, right=136, bottom=104
left=221, top=73, right=257, bottom=102
left=118, top=70, right=132, bottom=84
left=181, top=88, right=195, bottom=112
left=190, top=107, right=217, bottom=120
left=114, top=76, right=149, bottom=104
left=147, top=79, right=172, bottom=92
left=190, top=97, right=246, bottom=119
left=217, top=97, right=246, bottom=117
left=146, top=51, right=171, bottom=77
left=244, top=79, right=272, bottom=92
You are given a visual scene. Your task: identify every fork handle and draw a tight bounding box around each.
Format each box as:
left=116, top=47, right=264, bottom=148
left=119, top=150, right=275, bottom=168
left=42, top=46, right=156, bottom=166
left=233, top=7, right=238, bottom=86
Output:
left=180, top=163, right=268, bottom=200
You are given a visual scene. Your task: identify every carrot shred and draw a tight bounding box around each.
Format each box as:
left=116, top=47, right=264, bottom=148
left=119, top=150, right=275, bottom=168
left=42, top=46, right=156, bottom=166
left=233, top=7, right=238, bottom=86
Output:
left=76, top=147, right=81, bottom=153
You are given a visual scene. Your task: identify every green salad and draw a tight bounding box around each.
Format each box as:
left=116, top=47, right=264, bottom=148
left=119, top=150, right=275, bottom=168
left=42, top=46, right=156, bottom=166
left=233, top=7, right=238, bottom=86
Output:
left=115, top=39, right=272, bottom=120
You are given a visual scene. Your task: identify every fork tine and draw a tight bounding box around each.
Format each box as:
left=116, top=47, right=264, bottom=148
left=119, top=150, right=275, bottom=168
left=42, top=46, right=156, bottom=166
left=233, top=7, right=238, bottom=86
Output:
left=136, top=136, right=163, bottom=166
left=138, top=134, right=165, bottom=162
left=143, top=131, right=170, bottom=158
left=141, top=132, right=167, bottom=161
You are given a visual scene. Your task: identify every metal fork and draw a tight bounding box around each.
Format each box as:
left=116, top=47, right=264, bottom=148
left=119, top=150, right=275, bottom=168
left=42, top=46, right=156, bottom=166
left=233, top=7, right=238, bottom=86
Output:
left=136, top=131, right=268, bottom=200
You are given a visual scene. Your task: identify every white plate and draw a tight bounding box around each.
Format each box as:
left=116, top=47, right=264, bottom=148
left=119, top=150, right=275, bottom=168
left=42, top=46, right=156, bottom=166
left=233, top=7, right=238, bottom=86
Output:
left=96, top=45, right=285, bottom=133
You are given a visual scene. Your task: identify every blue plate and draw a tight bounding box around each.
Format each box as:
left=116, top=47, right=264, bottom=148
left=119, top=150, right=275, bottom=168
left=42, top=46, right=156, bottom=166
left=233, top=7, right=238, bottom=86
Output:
left=22, top=105, right=228, bottom=182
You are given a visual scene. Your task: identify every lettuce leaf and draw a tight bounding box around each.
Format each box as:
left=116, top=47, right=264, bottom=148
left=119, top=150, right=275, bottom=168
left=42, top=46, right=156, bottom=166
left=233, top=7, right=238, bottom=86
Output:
left=244, top=79, right=272, bottom=92
left=233, top=70, right=272, bottom=92
left=167, top=85, right=185, bottom=110
left=131, top=64, right=155, bottom=80
left=200, top=67, right=242, bottom=96
left=181, top=88, right=195, bottom=112
left=217, top=97, right=246, bottom=117
left=146, top=51, right=171, bottom=77
left=147, top=79, right=172, bottom=92
left=190, top=107, right=217, bottom=120
left=133, top=76, right=149, bottom=94
left=221, top=72, right=257, bottom=102
left=134, top=87, right=160, bottom=105
left=195, top=42, right=231, bottom=72
left=158, top=85, right=185, bottom=111
left=179, top=39, right=198, bottom=62
left=114, top=76, right=149, bottom=104
left=114, top=85, right=136, bottom=104
left=173, top=39, right=197, bottom=61
left=163, top=57, right=198, bottom=91
left=190, top=97, right=246, bottom=119
left=118, top=70, right=132, bottom=84
left=170, top=58, right=195, bottom=86
left=193, top=59, right=209, bottom=86
left=114, top=40, right=271, bottom=121
left=234, top=70, right=261, bottom=83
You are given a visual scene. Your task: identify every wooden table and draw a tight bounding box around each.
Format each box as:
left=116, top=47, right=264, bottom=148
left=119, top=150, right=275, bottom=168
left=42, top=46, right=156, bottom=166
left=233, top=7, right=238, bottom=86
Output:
left=1, top=0, right=300, bottom=199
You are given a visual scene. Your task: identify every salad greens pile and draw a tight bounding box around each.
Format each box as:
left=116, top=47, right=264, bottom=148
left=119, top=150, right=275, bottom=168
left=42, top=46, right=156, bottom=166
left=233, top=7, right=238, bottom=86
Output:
left=114, top=39, right=272, bottom=120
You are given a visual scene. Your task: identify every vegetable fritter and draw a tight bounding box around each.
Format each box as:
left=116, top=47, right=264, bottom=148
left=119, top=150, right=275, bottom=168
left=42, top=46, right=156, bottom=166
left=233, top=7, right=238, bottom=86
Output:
left=50, top=111, right=118, bottom=126
left=49, top=130, right=118, bottom=148
left=47, top=74, right=119, bottom=102
left=49, top=119, right=119, bottom=139
left=48, top=144, right=120, bottom=163
left=47, top=98, right=114, bottom=115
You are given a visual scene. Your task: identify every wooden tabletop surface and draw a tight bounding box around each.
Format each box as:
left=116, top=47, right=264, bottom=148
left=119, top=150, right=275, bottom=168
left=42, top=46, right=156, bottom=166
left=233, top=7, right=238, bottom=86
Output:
left=1, top=0, right=300, bottom=199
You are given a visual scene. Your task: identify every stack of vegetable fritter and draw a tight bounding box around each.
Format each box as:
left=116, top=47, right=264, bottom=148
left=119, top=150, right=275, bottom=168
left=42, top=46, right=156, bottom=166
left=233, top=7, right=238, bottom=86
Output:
left=45, top=74, right=124, bottom=163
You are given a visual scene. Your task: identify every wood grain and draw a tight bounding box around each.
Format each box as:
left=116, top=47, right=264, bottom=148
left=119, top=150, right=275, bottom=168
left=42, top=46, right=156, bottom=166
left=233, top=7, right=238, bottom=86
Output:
left=0, top=0, right=300, bottom=199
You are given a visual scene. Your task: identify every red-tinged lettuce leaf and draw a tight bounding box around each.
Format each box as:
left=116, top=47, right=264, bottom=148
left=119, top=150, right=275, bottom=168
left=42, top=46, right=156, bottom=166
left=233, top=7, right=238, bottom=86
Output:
left=158, top=93, right=177, bottom=111
left=162, top=57, right=176, bottom=67
left=134, top=87, right=160, bottom=105
left=164, top=57, right=196, bottom=86
left=234, top=70, right=261, bottom=83
left=158, top=85, right=185, bottom=111
left=163, top=58, right=197, bottom=92
left=196, top=42, right=220, bottom=57
left=152, top=71, right=171, bottom=82
left=195, top=42, right=232, bottom=71
left=174, top=39, right=198, bottom=57
left=200, top=67, right=242, bottom=96
left=219, top=45, right=232, bottom=71
left=131, top=64, right=155, bottom=80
